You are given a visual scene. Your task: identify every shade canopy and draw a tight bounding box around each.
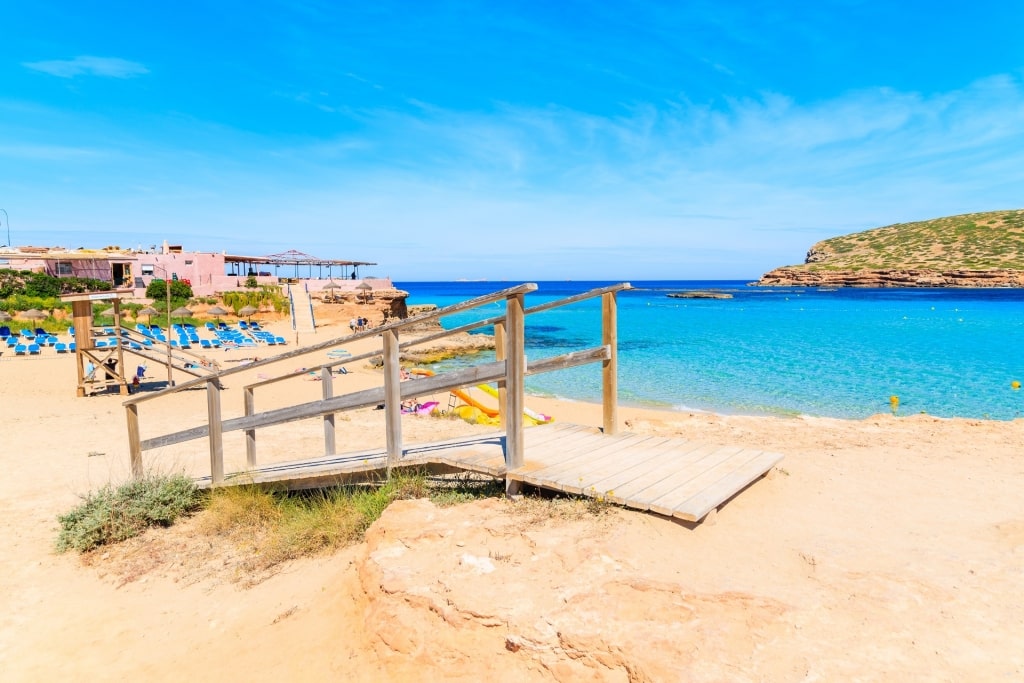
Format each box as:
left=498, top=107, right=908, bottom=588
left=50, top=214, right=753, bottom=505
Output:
left=206, top=305, right=229, bottom=317
left=321, top=280, right=343, bottom=290
left=138, top=306, right=160, bottom=316
left=237, top=305, right=258, bottom=316
left=99, top=307, right=116, bottom=317
left=170, top=306, right=193, bottom=318
left=355, top=281, right=373, bottom=291
left=0, top=311, right=12, bottom=322
left=22, top=308, right=47, bottom=320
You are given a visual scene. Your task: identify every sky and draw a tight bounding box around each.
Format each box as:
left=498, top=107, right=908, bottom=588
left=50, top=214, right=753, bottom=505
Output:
left=2, top=1, right=1024, bottom=280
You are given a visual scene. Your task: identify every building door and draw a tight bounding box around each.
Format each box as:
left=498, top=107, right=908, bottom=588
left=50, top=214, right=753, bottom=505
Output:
left=111, top=262, right=131, bottom=287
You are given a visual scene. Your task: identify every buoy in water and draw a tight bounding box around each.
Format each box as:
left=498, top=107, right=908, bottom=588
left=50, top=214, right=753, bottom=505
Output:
left=1013, top=380, right=1021, bottom=390
left=889, top=395, right=899, bottom=410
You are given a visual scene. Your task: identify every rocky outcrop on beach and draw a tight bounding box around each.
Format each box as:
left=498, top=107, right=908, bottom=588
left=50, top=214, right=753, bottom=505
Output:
left=757, top=267, right=1024, bottom=288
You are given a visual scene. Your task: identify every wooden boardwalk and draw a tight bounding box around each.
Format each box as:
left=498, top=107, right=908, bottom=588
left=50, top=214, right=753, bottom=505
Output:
left=198, top=423, right=783, bottom=523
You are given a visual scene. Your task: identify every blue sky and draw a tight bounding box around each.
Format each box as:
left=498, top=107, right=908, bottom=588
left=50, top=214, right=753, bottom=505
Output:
left=3, top=1, right=1024, bottom=280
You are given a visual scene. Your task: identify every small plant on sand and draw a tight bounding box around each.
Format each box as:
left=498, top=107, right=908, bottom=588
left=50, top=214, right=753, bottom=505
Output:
left=55, top=474, right=201, bottom=553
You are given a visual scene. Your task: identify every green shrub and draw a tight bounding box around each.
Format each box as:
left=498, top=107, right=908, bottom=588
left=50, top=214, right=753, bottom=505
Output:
left=245, top=275, right=259, bottom=288
left=145, top=278, right=193, bottom=301
left=55, top=474, right=202, bottom=553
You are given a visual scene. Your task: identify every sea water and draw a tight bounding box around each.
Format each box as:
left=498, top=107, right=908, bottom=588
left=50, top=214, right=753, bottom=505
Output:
left=396, top=281, right=1024, bottom=421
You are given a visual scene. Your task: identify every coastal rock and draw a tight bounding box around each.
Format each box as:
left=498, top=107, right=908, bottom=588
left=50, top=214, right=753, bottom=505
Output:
left=756, top=268, right=1024, bottom=288
left=355, top=498, right=789, bottom=682
left=667, top=291, right=733, bottom=299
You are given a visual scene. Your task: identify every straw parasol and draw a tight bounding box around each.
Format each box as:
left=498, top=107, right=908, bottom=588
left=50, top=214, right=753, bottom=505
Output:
left=170, top=306, right=193, bottom=324
left=356, top=280, right=373, bottom=303
left=237, top=304, right=258, bottom=322
left=206, top=305, right=229, bottom=321
left=99, top=306, right=116, bottom=318
left=0, top=311, right=12, bottom=322
left=22, top=308, right=47, bottom=322
left=321, top=279, right=343, bottom=302
left=138, top=306, right=159, bottom=323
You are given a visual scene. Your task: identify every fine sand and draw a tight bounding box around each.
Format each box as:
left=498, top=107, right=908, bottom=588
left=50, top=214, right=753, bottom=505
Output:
left=2, top=315, right=1023, bottom=681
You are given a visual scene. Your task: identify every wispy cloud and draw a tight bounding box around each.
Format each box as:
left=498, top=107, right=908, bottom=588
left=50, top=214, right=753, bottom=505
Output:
left=22, top=56, right=149, bottom=79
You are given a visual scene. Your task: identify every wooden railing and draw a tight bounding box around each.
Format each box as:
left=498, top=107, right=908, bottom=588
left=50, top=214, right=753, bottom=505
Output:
left=124, top=282, right=631, bottom=489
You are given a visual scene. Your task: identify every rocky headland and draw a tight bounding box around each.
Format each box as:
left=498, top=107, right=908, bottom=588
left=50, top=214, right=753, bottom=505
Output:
left=756, top=209, right=1024, bottom=287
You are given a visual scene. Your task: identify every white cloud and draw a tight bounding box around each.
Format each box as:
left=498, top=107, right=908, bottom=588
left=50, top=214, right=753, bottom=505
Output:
left=22, top=56, right=149, bottom=79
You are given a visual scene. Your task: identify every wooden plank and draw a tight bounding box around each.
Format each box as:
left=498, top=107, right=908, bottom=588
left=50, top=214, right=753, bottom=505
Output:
left=671, top=451, right=784, bottom=522
left=494, top=321, right=506, bottom=432
left=601, top=291, right=618, bottom=435
left=514, top=432, right=654, bottom=485
left=603, top=442, right=735, bottom=506
left=126, top=404, right=142, bottom=479
left=206, top=379, right=225, bottom=484
left=646, top=448, right=767, bottom=518
left=580, top=439, right=692, bottom=495
left=504, top=294, right=525, bottom=479
left=623, top=445, right=747, bottom=511
left=322, top=367, right=336, bottom=456
left=558, top=437, right=678, bottom=494
left=523, top=434, right=663, bottom=491
left=524, top=282, right=631, bottom=316
left=383, top=329, right=402, bottom=473
left=510, top=428, right=610, bottom=477
left=244, top=387, right=257, bottom=467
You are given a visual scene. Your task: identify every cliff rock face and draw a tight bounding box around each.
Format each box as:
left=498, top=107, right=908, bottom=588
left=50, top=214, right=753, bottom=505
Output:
left=757, top=268, right=1024, bottom=288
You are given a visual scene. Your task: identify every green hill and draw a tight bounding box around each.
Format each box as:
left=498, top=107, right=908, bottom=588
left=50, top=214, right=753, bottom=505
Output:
left=797, top=209, right=1024, bottom=271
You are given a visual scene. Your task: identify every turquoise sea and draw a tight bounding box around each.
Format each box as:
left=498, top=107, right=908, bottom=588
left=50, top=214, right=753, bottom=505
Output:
left=397, top=281, right=1024, bottom=421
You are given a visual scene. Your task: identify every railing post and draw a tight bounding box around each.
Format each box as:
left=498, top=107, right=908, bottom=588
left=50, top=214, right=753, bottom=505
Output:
left=244, top=386, right=257, bottom=468
left=504, top=293, right=525, bottom=494
left=383, top=328, right=402, bottom=476
left=602, top=291, right=619, bottom=435
left=494, top=321, right=507, bottom=430
left=207, top=379, right=224, bottom=484
left=322, top=366, right=336, bottom=455
left=126, top=404, right=142, bottom=479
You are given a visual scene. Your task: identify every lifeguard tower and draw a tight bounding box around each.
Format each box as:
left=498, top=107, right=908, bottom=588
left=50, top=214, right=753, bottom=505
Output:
left=61, top=290, right=132, bottom=397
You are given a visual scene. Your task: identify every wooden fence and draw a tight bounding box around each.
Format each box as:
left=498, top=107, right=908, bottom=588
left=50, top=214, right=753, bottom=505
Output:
left=124, top=282, right=630, bottom=489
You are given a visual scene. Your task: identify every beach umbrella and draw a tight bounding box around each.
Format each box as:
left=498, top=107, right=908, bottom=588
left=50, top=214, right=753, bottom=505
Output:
left=0, top=311, right=11, bottom=322
left=21, top=308, right=47, bottom=322
left=170, top=306, right=192, bottom=324
left=356, top=280, right=373, bottom=303
left=99, top=306, right=116, bottom=318
left=237, top=304, right=258, bottom=322
left=321, top=280, right=343, bottom=302
left=138, top=306, right=159, bottom=323
left=206, top=305, right=229, bottom=321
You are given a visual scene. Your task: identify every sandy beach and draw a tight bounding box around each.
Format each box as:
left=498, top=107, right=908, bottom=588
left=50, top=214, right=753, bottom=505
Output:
left=2, top=313, right=1023, bottom=681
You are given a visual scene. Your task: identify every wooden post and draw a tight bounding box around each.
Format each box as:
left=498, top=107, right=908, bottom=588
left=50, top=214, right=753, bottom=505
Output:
left=382, top=328, right=402, bottom=475
left=494, top=321, right=507, bottom=430
left=322, top=366, right=336, bottom=455
left=243, top=386, right=257, bottom=468
left=207, top=379, right=224, bottom=484
left=504, top=293, right=525, bottom=494
left=126, top=403, right=142, bottom=479
left=602, top=291, right=618, bottom=435
left=113, top=300, right=128, bottom=395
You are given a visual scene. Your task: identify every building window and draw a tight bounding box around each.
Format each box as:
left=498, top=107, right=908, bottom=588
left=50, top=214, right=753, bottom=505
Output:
left=141, top=264, right=155, bottom=276
left=185, top=260, right=193, bottom=265
left=56, top=262, right=73, bottom=276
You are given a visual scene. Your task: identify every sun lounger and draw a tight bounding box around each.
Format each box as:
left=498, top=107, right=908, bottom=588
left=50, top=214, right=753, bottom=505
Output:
left=0, top=326, right=10, bottom=338
left=55, top=342, right=68, bottom=353
left=28, top=344, right=40, bottom=355
left=20, top=329, right=35, bottom=340
left=14, top=344, right=26, bottom=355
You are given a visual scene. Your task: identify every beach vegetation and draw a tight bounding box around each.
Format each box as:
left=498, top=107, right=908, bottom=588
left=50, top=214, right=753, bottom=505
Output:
left=221, top=286, right=290, bottom=314
left=782, top=209, right=1024, bottom=271
left=0, top=268, right=110, bottom=300
left=145, top=278, right=193, bottom=302
left=55, top=474, right=202, bottom=553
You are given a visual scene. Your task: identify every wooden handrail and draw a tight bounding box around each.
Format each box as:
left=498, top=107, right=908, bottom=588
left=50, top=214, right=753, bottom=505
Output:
left=123, top=282, right=538, bottom=406
left=126, top=281, right=625, bottom=485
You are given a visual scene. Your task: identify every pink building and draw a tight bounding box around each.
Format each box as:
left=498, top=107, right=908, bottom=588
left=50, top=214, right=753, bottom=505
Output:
left=0, top=244, right=381, bottom=298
